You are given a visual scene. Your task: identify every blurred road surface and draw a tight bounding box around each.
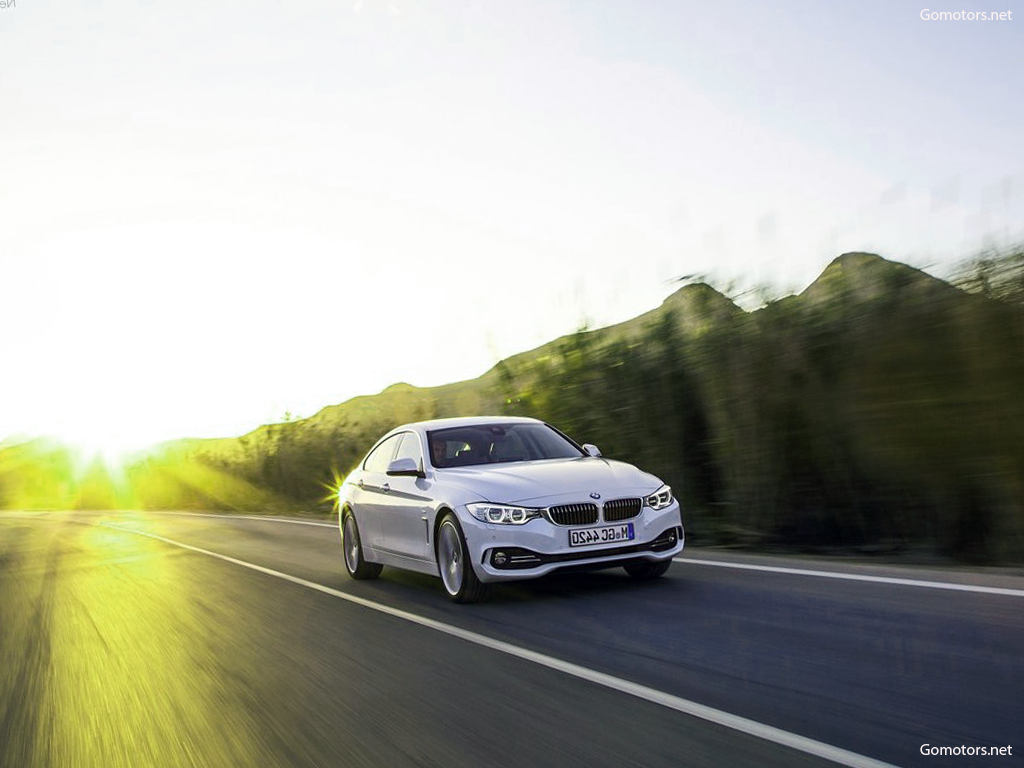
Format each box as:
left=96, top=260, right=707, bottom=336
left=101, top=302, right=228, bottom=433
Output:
left=0, top=511, right=1020, bottom=768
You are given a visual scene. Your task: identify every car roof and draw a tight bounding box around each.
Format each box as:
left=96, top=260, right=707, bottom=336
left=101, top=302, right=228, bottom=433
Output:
left=389, top=416, right=544, bottom=434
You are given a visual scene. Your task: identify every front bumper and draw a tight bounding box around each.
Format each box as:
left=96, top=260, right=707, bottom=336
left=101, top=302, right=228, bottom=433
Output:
left=461, top=501, right=685, bottom=583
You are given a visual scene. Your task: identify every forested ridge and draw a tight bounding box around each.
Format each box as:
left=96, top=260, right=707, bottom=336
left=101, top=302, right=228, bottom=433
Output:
left=4, top=251, right=1023, bottom=562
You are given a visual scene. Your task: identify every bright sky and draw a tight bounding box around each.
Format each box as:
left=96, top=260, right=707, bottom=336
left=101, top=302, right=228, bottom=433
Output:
left=2, top=0, right=1022, bottom=451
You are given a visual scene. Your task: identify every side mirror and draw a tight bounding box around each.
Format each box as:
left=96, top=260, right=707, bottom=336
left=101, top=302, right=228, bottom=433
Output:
left=386, top=457, right=425, bottom=478
left=582, top=443, right=602, bottom=457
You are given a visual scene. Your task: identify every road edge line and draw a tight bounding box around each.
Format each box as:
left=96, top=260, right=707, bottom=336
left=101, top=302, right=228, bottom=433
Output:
left=674, top=557, right=1024, bottom=597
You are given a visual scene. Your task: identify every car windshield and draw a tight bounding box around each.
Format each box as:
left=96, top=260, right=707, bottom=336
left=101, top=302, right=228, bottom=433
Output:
left=427, top=423, right=584, bottom=468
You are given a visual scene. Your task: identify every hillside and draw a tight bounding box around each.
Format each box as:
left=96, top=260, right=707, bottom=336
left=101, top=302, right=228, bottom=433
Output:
left=3, top=252, right=1022, bottom=562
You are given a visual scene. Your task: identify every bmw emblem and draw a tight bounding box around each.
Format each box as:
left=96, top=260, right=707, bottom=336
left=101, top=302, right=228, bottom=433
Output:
left=589, top=492, right=601, bottom=500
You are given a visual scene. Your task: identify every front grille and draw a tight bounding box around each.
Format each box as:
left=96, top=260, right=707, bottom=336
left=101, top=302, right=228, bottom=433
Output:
left=547, top=503, right=598, bottom=526
left=603, top=497, right=642, bottom=521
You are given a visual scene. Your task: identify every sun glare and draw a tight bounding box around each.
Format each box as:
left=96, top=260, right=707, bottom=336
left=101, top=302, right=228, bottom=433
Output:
left=35, top=414, right=164, bottom=503
left=65, top=436, right=148, bottom=473
left=48, top=417, right=160, bottom=468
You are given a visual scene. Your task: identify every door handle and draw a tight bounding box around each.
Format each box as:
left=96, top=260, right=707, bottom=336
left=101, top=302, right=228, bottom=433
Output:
left=382, top=483, right=390, bottom=493
left=357, top=479, right=364, bottom=489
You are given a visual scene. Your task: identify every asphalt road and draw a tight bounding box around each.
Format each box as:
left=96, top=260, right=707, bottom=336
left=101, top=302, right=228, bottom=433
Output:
left=0, top=512, right=1020, bottom=768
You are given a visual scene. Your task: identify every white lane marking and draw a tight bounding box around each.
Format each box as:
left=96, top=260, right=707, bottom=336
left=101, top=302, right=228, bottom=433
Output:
left=150, top=511, right=337, bottom=528
left=147, top=513, right=1023, bottom=597
left=152, top=514, right=1024, bottom=597
left=675, top=557, right=1024, bottom=598
left=100, top=522, right=896, bottom=768
left=141, top=514, right=1022, bottom=598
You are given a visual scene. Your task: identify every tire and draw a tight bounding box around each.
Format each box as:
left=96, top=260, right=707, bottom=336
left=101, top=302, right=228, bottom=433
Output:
left=624, top=559, right=671, bottom=580
left=342, top=511, right=382, bottom=580
left=435, top=512, right=487, bottom=603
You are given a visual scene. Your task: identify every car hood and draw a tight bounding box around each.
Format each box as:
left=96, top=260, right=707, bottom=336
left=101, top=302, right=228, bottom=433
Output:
left=439, top=457, right=662, bottom=506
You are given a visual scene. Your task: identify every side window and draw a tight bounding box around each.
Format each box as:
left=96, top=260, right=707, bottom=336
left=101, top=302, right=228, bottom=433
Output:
left=363, top=434, right=402, bottom=473
left=393, top=432, right=423, bottom=469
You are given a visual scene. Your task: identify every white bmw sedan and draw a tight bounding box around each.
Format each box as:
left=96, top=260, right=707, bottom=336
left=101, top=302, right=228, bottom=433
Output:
left=338, top=416, right=684, bottom=602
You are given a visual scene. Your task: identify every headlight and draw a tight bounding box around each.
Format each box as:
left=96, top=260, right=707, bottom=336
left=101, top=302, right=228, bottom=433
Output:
left=467, top=502, right=542, bottom=525
left=646, top=485, right=673, bottom=510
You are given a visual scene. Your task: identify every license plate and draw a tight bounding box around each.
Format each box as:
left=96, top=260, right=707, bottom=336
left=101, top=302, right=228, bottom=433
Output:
left=569, top=523, right=635, bottom=548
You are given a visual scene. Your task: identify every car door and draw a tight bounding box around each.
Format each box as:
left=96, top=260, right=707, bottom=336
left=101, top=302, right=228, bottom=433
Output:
left=379, top=431, right=435, bottom=562
left=349, top=433, right=402, bottom=551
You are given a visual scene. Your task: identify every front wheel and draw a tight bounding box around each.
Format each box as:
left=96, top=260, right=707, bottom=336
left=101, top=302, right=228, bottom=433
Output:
left=342, top=512, right=382, bottom=580
left=436, top=513, right=487, bottom=603
left=624, top=560, right=671, bottom=580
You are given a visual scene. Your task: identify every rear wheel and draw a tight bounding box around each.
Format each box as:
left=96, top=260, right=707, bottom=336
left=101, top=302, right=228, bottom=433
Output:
left=624, top=560, right=671, bottom=580
left=342, top=512, right=382, bottom=580
left=436, top=513, right=487, bottom=603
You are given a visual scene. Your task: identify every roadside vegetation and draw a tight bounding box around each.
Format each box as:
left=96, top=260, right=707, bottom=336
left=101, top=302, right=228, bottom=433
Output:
left=2, top=248, right=1022, bottom=563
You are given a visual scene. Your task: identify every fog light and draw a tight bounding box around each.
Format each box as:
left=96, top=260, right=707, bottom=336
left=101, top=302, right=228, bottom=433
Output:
left=493, top=550, right=509, bottom=566
left=668, top=531, right=677, bottom=544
